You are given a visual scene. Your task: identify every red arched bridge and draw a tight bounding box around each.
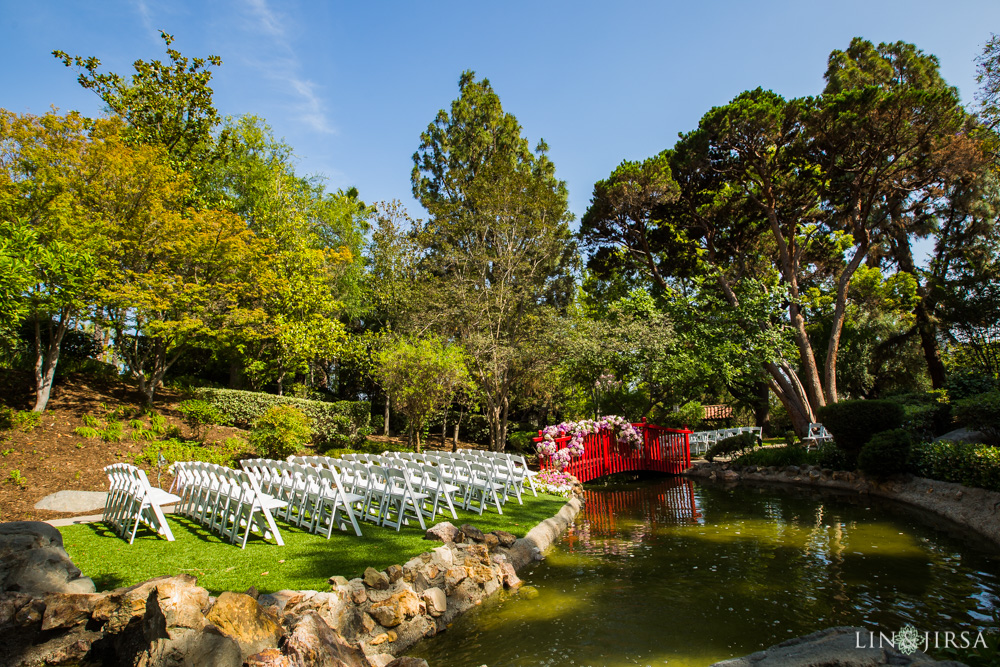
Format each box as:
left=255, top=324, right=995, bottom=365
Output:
left=534, top=420, right=692, bottom=483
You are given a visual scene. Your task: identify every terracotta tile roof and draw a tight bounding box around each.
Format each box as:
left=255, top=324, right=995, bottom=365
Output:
left=702, top=404, right=734, bottom=420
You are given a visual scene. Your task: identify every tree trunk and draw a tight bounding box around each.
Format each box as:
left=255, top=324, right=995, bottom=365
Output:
left=452, top=407, right=465, bottom=452
left=32, top=313, right=70, bottom=412
left=277, top=371, right=286, bottom=396
left=415, top=427, right=421, bottom=454
left=383, top=397, right=391, bottom=436
left=824, top=235, right=869, bottom=404
left=441, top=407, right=448, bottom=446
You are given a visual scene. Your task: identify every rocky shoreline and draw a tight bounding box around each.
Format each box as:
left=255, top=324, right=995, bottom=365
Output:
left=0, top=495, right=584, bottom=667
left=685, top=460, right=1000, bottom=551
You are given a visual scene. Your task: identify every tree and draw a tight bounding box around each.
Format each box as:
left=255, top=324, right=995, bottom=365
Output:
left=582, top=39, right=974, bottom=434
left=976, top=33, right=1000, bottom=131
left=0, top=111, right=124, bottom=411
left=411, top=71, right=577, bottom=450
left=54, top=31, right=228, bottom=206
left=376, top=336, right=470, bottom=452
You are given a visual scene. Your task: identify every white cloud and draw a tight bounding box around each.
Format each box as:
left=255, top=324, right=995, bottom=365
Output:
left=240, top=0, right=336, bottom=134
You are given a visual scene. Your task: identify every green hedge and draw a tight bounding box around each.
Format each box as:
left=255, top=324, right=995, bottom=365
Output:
left=857, top=429, right=912, bottom=479
left=194, top=388, right=371, bottom=449
left=818, top=399, right=905, bottom=454
left=910, top=440, right=1000, bottom=493
left=953, top=391, right=1000, bottom=446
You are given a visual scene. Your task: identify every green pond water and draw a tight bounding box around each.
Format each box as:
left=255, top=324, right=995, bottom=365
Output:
left=409, top=476, right=1000, bottom=666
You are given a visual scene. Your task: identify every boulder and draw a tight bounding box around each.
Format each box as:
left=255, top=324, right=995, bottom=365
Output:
left=424, top=521, right=460, bottom=543
left=205, top=591, right=284, bottom=660
left=363, top=568, right=390, bottom=591
left=246, top=648, right=294, bottom=667
left=711, top=626, right=966, bottom=666
left=421, top=588, right=447, bottom=616
left=0, top=521, right=96, bottom=595
left=385, top=565, right=403, bottom=583
left=386, top=657, right=429, bottom=667
left=459, top=524, right=486, bottom=543
left=491, top=530, right=517, bottom=547
left=283, top=611, right=369, bottom=667
left=370, top=590, right=422, bottom=628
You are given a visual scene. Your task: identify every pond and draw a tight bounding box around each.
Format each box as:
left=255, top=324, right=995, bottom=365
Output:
left=409, top=475, right=1000, bottom=666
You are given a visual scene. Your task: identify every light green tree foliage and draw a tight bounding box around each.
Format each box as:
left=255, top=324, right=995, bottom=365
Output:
left=412, top=71, right=577, bottom=451
left=0, top=111, right=120, bottom=410
left=213, top=116, right=369, bottom=393
left=376, top=336, right=470, bottom=452
left=0, top=221, right=34, bottom=339
left=54, top=31, right=228, bottom=206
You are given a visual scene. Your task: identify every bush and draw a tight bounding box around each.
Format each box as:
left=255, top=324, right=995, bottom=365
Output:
left=134, top=437, right=247, bottom=470
left=910, top=440, right=1000, bottom=492
left=177, top=399, right=231, bottom=440
left=661, top=400, right=704, bottom=431
left=194, top=388, right=370, bottom=448
left=884, top=391, right=951, bottom=440
left=10, top=410, right=41, bottom=433
left=857, top=429, right=912, bottom=479
left=952, top=391, right=1000, bottom=446
left=734, top=444, right=811, bottom=468
left=814, top=442, right=856, bottom=471
left=705, top=433, right=757, bottom=462
left=507, top=430, right=537, bottom=454
left=818, top=399, right=905, bottom=455
left=249, top=405, right=312, bottom=460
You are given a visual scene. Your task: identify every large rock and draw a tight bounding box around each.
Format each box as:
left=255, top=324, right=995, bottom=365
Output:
left=424, top=521, right=460, bottom=543
left=369, top=590, right=422, bottom=628
left=283, top=611, right=369, bottom=667
left=712, top=626, right=967, bottom=666
left=459, top=524, right=486, bottom=543
left=0, top=521, right=95, bottom=595
left=363, top=568, right=390, bottom=591
left=206, top=591, right=284, bottom=660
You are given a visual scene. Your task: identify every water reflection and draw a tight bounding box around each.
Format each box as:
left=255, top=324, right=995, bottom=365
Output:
left=409, top=476, right=999, bottom=667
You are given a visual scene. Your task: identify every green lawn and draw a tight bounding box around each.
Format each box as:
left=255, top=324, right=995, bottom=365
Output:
left=59, top=493, right=567, bottom=595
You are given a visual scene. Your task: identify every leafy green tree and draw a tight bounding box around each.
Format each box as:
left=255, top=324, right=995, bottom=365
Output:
left=0, top=111, right=123, bottom=411
left=376, top=336, right=470, bottom=452
left=976, top=32, right=1000, bottom=131
left=412, top=71, right=577, bottom=450
left=54, top=31, right=228, bottom=205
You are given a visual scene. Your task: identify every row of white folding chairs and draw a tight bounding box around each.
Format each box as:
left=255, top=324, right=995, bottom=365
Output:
left=385, top=448, right=537, bottom=500
left=172, top=461, right=285, bottom=548
left=253, top=456, right=437, bottom=532
left=380, top=450, right=521, bottom=508
left=241, top=458, right=365, bottom=536
left=370, top=453, right=507, bottom=515
left=103, top=463, right=179, bottom=544
left=689, top=427, right=764, bottom=455
left=296, top=455, right=461, bottom=522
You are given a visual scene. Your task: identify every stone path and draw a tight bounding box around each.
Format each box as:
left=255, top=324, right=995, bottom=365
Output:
left=35, top=490, right=108, bottom=512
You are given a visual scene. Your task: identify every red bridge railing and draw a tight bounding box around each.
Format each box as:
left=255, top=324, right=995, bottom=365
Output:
left=534, top=419, right=691, bottom=483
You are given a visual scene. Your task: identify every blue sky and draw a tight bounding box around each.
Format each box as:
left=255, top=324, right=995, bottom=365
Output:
left=3, top=1, right=999, bottom=226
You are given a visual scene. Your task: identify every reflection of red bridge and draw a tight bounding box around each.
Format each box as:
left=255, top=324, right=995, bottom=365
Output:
left=534, top=420, right=691, bottom=483
left=582, top=477, right=702, bottom=534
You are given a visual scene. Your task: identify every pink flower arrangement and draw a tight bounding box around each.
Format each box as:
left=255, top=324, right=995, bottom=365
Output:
left=536, top=415, right=642, bottom=470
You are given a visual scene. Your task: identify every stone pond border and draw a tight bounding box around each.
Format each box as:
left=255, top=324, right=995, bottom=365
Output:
left=0, top=494, right=584, bottom=667
left=686, top=460, right=1000, bottom=552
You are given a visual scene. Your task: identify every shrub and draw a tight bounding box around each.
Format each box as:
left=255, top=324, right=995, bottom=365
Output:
left=134, top=437, right=247, bottom=470
left=100, top=421, right=124, bottom=442
left=952, top=391, right=1000, bottom=446
left=910, top=440, right=1000, bottom=493
left=177, top=399, right=232, bottom=440
left=249, top=405, right=312, bottom=460
left=818, top=399, right=905, bottom=455
left=194, top=388, right=370, bottom=448
left=705, top=433, right=757, bottom=462
left=857, top=429, right=912, bottom=479
left=814, top=442, right=856, bottom=471
left=661, top=400, right=704, bottom=431
left=507, top=430, right=537, bottom=454
left=74, top=426, right=100, bottom=439
left=10, top=410, right=41, bottom=433
left=82, top=414, right=101, bottom=428
left=734, top=444, right=810, bottom=468
left=884, top=391, right=951, bottom=440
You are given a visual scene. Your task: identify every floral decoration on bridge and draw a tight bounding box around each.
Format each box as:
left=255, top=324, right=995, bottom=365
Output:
left=536, top=415, right=642, bottom=470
